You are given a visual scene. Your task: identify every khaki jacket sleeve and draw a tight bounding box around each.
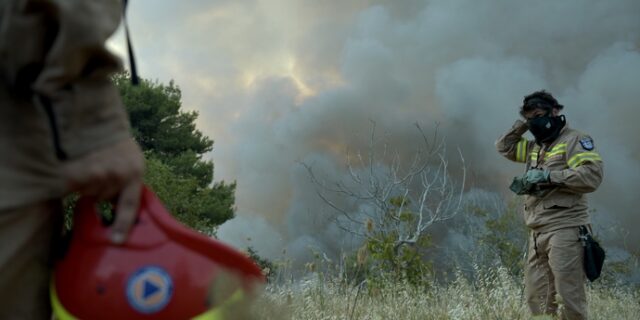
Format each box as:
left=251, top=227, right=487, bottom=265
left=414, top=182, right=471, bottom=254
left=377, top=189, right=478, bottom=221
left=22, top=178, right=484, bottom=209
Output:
left=495, top=120, right=532, bottom=163
left=549, top=134, right=603, bottom=193
left=0, top=0, right=130, bottom=159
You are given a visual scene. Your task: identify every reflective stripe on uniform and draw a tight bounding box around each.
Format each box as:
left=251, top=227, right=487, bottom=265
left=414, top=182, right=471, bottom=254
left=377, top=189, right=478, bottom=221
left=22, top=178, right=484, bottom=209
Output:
left=545, top=143, right=567, bottom=158
left=567, top=152, right=602, bottom=168
left=530, top=143, right=566, bottom=161
left=530, top=146, right=540, bottom=161
left=515, top=138, right=528, bottom=163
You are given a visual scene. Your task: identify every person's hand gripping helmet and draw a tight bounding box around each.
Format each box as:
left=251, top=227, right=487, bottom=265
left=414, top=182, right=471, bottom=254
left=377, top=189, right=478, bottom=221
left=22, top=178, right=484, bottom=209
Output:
left=50, top=186, right=264, bottom=319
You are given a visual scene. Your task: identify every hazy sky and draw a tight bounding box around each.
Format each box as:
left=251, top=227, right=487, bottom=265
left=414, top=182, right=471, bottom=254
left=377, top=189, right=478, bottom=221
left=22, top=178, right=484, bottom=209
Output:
left=109, top=0, right=640, bottom=262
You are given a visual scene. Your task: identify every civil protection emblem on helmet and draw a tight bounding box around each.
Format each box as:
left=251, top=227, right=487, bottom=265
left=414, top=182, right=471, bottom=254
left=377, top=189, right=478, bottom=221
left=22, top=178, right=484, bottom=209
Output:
left=126, top=266, right=174, bottom=314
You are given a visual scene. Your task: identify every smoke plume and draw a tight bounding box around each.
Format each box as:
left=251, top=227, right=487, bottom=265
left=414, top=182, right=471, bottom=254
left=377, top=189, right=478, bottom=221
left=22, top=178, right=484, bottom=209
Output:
left=115, top=0, right=640, bottom=264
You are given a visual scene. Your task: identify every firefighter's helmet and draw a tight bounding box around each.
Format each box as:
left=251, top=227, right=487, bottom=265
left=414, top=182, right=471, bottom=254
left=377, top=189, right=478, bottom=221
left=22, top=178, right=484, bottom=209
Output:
left=51, top=186, right=264, bottom=319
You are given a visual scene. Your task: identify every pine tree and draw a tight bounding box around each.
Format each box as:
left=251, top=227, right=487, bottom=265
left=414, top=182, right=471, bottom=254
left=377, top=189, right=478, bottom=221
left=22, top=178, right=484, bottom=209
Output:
left=113, top=73, right=235, bottom=233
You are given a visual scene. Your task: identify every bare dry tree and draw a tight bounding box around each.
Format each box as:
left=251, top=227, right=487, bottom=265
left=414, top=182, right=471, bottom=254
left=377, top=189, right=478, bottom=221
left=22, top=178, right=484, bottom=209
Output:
left=302, top=122, right=466, bottom=256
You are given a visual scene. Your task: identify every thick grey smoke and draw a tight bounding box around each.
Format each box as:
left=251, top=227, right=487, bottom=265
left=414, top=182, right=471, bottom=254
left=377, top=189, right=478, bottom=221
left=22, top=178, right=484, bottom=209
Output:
left=116, top=1, right=640, bottom=263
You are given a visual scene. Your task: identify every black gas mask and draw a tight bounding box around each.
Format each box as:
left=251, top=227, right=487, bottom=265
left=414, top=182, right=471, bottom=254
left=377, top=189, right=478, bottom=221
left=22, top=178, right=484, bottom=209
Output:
left=527, top=112, right=566, bottom=144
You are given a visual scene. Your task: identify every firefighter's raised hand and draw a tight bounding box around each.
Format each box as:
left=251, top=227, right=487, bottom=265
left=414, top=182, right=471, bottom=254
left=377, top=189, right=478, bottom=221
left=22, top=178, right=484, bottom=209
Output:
left=63, top=138, right=144, bottom=244
left=513, top=119, right=529, bottom=135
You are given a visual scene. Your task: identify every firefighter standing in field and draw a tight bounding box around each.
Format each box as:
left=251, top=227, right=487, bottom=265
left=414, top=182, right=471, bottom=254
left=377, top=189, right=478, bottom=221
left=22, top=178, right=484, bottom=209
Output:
left=496, top=90, right=603, bottom=320
left=0, top=0, right=143, bottom=318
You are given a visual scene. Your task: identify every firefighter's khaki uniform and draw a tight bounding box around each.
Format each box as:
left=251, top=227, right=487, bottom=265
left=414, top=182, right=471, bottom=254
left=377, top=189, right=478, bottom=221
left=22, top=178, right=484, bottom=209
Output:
left=496, top=120, right=603, bottom=320
left=0, top=0, right=131, bottom=318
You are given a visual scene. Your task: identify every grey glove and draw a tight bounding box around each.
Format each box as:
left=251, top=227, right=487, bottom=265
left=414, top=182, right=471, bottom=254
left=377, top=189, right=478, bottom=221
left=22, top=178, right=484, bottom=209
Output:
left=525, top=169, right=550, bottom=184
left=510, top=169, right=551, bottom=195
left=509, top=176, right=533, bottom=195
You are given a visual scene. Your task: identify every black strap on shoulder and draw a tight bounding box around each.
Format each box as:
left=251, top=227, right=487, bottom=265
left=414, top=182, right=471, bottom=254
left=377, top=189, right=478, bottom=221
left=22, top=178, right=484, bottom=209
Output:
left=40, top=96, right=68, bottom=160
left=122, top=0, right=139, bottom=85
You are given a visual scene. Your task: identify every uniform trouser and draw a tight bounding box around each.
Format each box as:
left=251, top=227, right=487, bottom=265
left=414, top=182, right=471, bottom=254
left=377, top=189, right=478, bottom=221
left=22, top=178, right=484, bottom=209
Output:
left=0, top=201, right=62, bottom=320
left=525, top=227, right=587, bottom=320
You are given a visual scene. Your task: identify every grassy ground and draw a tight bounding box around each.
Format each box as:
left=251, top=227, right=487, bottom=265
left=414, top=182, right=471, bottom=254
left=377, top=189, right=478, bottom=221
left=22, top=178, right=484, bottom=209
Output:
left=249, top=268, right=640, bottom=320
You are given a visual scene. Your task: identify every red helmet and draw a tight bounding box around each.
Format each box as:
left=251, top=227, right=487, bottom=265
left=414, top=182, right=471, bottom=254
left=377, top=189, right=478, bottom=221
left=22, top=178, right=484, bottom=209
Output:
left=51, top=186, right=264, bottom=319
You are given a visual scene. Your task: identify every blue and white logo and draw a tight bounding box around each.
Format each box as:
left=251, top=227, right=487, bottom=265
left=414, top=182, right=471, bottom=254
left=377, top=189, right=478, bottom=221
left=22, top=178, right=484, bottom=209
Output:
left=126, top=266, right=173, bottom=314
left=579, top=138, right=594, bottom=151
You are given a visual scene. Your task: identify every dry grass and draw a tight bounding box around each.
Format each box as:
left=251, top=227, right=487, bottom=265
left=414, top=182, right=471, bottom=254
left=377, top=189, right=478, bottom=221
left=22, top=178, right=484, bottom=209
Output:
left=250, top=268, right=640, bottom=320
